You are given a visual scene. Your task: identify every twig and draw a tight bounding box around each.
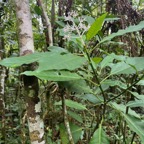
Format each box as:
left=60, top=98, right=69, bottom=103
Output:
left=106, top=74, right=144, bottom=103
left=131, top=132, right=136, bottom=144
left=61, top=91, right=74, bottom=144
left=123, top=107, right=129, bottom=144
left=21, top=111, right=27, bottom=144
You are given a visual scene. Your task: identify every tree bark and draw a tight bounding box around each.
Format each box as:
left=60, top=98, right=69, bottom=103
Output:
left=0, top=36, right=6, bottom=144
left=14, top=0, right=45, bottom=143
left=37, top=0, right=53, bottom=47
left=0, top=2, right=6, bottom=142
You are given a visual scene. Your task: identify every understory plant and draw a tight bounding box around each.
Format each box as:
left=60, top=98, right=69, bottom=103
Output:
left=0, top=11, right=144, bottom=144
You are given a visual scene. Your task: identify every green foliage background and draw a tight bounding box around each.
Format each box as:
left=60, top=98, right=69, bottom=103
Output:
left=0, top=0, right=144, bottom=144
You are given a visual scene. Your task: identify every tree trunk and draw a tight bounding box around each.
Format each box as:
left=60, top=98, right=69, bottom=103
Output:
left=0, top=33, right=6, bottom=144
left=14, top=0, right=45, bottom=143
left=0, top=2, right=6, bottom=142
left=37, top=0, right=53, bottom=47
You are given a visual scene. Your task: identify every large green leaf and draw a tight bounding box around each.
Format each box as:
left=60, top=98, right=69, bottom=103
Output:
left=86, top=13, right=107, bottom=40
left=126, top=100, right=144, bottom=108
left=59, top=123, right=82, bottom=144
left=67, top=111, right=83, bottom=123
left=110, top=102, right=140, bottom=118
left=100, top=20, right=144, bottom=44
left=100, top=53, right=127, bottom=69
left=0, top=52, right=42, bottom=67
left=110, top=62, right=135, bottom=75
left=22, top=71, right=83, bottom=81
left=70, top=123, right=82, bottom=143
left=129, top=91, right=144, bottom=100
left=100, top=53, right=115, bottom=69
left=82, top=94, right=103, bottom=104
left=89, top=124, right=109, bottom=144
left=137, top=80, right=144, bottom=86
left=59, top=124, right=69, bottom=144
left=123, top=114, right=144, bottom=143
left=0, top=51, right=87, bottom=71
left=126, top=57, right=144, bottom=72
left=34, top=52, right=86, bottom=71
left=84, top=15, right=95, bottom=24
left=55, top=100, right=87, bottom=110
left=48, top=46, right=68, bottom=53
left=109, top=57, right=144, bottom=75
left=65, top=100, right=87, bottom=110
left=60, top=79, right=93, bottom=93
left=111, top=103, right=144, bottom=143
left=101, top=79, right=127, bottom=89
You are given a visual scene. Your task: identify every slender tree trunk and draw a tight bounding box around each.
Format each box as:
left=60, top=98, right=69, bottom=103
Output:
left=37, top=0, right=53, bottom=47
left=0, top=2, right=6, bottom=142
left=51, top=0, right=55, bottom=43
left=14, top=0, right=45, bottom=143
left=0, top=35, right=6, bottom=144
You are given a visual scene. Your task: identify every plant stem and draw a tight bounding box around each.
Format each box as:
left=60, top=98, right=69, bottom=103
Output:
left=123, top=107, right=129, bottom=144
left=131, top=132, right=136, bottom=144
left=84, top=46, right=107, bottom=114
left=61, top=90, right=74, bottom=144
left=84, top=47, right=105, bottom=98
left=84, top=45, right=109, bottom=143
left=106, top=74, right=144, bottom=103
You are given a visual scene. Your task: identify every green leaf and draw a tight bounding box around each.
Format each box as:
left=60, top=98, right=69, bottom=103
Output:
left=48, top=46, right=68, bottom=53
left=56, top=20, right=65, bottom=27
left=86, top=13, right=107, bottom=40
left=37, top=53, right=86, bottom=72
left=67, top=111, right=83, bottom=123
left=0, top=52, right=41, bottom=67
left=126, top=57, right=144, bottom=72
left=55, top=100, right=86, bottom=110
left=65, top=100, right=87, bottom=110
left=92, top=57, right=102, bottom=64
left=34, top=6, right=42, bottom=15
left=100, top=53, right=127, bottom=70
left=59, top=124, right=69, bottom=144
left=100, top=53, right=115, bottom=69
left=126, top=100, right=144, bottom=108
left=129, top=91, right=144, bottom=100
left=22, top=71, right=83, bottom=81
left=110, top=62, right=135, bottom=75
left=123, top=114, right=144, bottom=143
left=137, top=80, right=144, bottom=86
left=89, top=124, right=110, bottom=144
left=70, top=123, right=82, bottom=143
left=82, top=94, right=103, bottom=104
left=59, top=123, right=82, bottom=144
left=110, top=57, right=144, bottom=75
left=102, top=79, right=127, bottom=89
left=110, top=102, right=140, bottom=118
left=111, top=103, right=144, bottom=143
left=84, top=15, right=95, bottom=24
left=100, top=20, right=144, bottom=44
left=60, top=79, right=93, bottom=93
left=0, top=51, right=87, bottom=71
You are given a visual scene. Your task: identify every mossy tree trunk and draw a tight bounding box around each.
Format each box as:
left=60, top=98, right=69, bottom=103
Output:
left=0, top=1, right=6, bottom=142
left=0, top=28, right=6, bottom=144
left=14, top=0, right=45, bottom=143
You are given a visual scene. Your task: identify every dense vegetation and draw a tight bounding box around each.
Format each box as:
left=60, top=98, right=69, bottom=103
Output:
left=0, top=0, right=144, bottom=144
